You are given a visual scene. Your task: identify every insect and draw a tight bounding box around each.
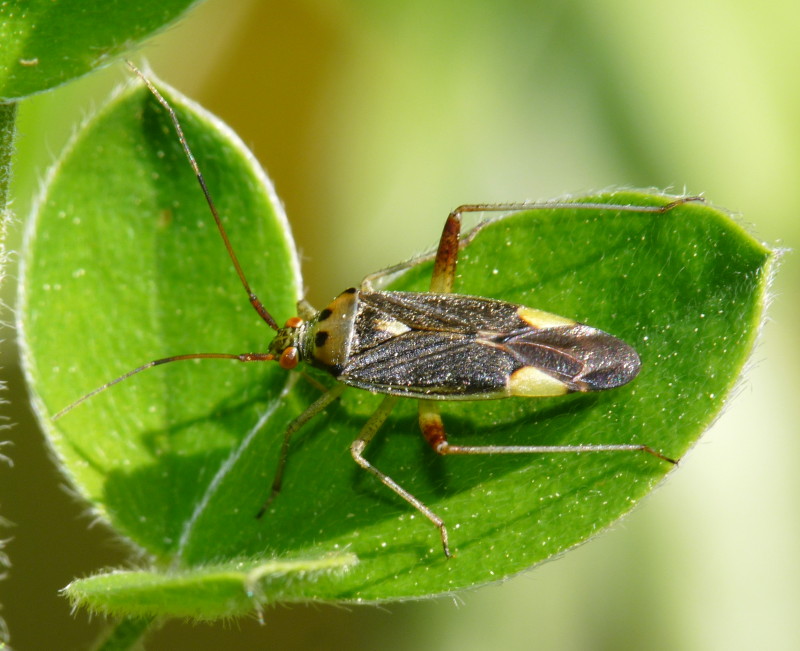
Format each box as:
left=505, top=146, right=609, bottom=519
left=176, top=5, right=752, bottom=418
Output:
left=56, top=63, right=698, bottom=558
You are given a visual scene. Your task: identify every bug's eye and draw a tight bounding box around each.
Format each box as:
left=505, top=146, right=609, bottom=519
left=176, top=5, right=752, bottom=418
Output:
left=279, top=347, right=300, bottom=370
left=284, top=316, right=303, bottom=328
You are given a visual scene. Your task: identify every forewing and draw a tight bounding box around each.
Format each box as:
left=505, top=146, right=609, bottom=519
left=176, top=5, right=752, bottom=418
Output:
left=339, top=330, right=516, bottom=398
left=358, top=291, right=525, bottom=333
left=340, top=291, right=639, bottom=397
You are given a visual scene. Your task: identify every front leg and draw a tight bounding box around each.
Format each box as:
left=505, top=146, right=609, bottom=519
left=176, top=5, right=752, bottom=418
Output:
left=257, top=383, right=346, bottom=518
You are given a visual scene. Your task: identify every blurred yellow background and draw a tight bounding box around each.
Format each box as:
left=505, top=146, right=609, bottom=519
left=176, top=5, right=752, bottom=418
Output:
left=2, top=0, right=798, bottom=649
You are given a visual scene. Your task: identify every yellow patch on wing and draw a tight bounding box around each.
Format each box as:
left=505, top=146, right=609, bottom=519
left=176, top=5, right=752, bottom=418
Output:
left=375, top=319, right=411, bottom=336
left=517, top=307, right=575, bottom=329
left=507, top=366, right=570, bottom=397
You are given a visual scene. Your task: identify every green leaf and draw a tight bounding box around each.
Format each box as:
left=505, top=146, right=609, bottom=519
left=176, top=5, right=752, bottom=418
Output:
left=63, top=554, right=358, bottom=620
left=0, top=0, right=200, bottom=99
left=19, top=78, right=774, bottom=618
left=20, top=78, right=301, bottom=555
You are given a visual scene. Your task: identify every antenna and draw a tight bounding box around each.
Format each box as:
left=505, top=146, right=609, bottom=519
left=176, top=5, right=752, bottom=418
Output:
left=127, top=61, right=279, bottom=331
left=55, top=63, right=284, bottom=420
left=53, top=353, right=274, bottom=420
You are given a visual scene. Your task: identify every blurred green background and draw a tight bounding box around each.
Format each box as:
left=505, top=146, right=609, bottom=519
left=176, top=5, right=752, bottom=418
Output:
left=2, top=0, right=798, bottom=649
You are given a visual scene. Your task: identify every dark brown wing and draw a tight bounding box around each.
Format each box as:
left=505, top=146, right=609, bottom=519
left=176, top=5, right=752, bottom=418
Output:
left=502, top=324, right=641, bottom=392
left=336, top=291, right=640, bottom=399
left=356, top=291, right=526, bottom=335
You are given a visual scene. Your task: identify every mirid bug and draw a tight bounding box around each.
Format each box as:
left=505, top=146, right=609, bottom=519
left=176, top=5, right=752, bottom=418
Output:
left=55, top=64, right=700, bottom=558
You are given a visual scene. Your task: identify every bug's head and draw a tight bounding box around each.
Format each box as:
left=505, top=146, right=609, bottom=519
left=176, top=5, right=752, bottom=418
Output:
left=267, top=316, right=307, bottom=370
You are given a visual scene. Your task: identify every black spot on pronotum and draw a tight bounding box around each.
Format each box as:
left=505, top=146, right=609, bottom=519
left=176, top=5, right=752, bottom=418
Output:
left=315, top=331, right=330, bottom=347
left=344, top=287, right=357, bottom=294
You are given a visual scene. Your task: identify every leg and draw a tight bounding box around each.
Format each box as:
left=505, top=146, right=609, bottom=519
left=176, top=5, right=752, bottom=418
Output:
left=298, top=370, right=330, bottom=394
left=358, top=206, right=470, bottom=292
left=364, top=203, right=468, bottom=294
left=351, top=395, right=454, bottom=558
left=448, top=196, right=703, bottom=220
left=442, top=196, right=703, bottom=250
left=416, top=399, right=676, bottom=555
left=296, top=299, right=317, bottom=320
left=419, top=400, right=676, bottom=462
left=361, top=195, right=704, bottom=292
left=429, top=208, right=462, bottom=293
left=256, top=383, right=346, bottom=518
left=361, top=252, right=440, bottom=292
